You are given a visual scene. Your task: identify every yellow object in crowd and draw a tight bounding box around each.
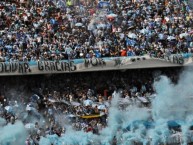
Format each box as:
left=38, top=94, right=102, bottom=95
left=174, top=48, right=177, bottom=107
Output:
left=66, top=0, right=72, bottom=6
left=81, top=114, right=101, bottom=119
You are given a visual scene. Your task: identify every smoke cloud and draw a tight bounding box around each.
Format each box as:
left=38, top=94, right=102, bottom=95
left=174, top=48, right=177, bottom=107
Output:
left=0, top=120, right=27, bottom=145
left=1, top=68, right=193, bottom=144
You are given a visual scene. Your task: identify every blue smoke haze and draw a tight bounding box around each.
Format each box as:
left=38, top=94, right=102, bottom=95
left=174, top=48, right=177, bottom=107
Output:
left=1, top=68, right=193, bottom=144
left=0, top=121, right=27, bottom=145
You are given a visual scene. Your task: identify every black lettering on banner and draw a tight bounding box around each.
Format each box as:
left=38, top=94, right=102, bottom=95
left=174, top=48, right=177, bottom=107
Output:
left=0, top=62, right=31, bottom=73
left=131, top=58, right=136, bottom=62
left=18, top=63, right=23, bottom=73
left=24, top=63, right=31, bottom=72
left=61, top=62, right=65, bottom=71
left=44, top=61, right=50, bottom=71
left=38, top=61, right=44, bottom=71
left=11, top=62, right=17, bottom=72
left=98, top=58, right=106, bottom=66
left=165, top=56, right=171, bottom=62
left=70, top=61, right=76, bottom=71
left=50, top=62, right=55, bottom=71
left=84, top=59, right=90, bottom=67
left=64, top=62, right=70, bottom=71
left=0, top=63, right=4, bottom=73
left=55, top=62, right=61, bottom=71
left=91, top=58, right=98, bottom=66
left=172, top=55, right=184, bottom=64
left=85, top=58, right=106, bottom=67
left=173, top=55, right=179, bottom=64
left=114, top=58, right=121, bottom=66
left=178, top=55, right=184, bottom=64
left=4, top=63, right=11, bottom=72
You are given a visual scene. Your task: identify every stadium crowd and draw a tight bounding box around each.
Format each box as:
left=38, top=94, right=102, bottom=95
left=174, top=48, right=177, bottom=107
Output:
left=0, top=0, right=193, bottom=62
left=0, top=68, right=181, bottom=144
left=0, top=0, right=192, bottom=144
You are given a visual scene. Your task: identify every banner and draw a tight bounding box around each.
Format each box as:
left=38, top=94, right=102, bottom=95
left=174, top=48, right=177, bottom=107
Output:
left=0, top=54, right=193, bottom=76
left=81, top=115, right=101, bottom=119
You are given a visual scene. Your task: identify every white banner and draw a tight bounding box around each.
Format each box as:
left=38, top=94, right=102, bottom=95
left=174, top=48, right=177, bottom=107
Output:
left=0, top=54, right=192, bottom=75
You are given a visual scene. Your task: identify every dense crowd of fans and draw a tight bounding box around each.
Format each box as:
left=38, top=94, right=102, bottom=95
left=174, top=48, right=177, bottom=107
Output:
left=0, top=68, right=181, bottom=144
left=0, top=0, right=192, bottom=144
left=0, top=0, right=193, bottom=62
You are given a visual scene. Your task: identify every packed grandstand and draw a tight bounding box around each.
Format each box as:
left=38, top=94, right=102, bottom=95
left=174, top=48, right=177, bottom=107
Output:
left=1, top=0, right=193, bottom=145
left=0, top=0, right=193, bottom=62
